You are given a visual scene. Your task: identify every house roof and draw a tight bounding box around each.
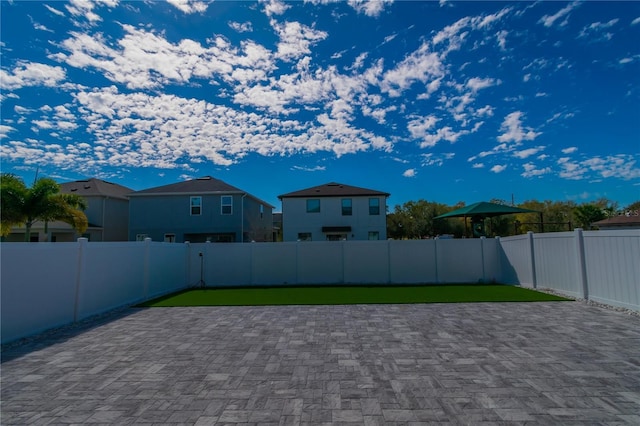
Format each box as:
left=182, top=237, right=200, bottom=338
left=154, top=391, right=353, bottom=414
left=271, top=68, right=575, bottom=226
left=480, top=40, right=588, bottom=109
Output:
left=60, top=178, right=133, bottom=200
left=278, top=182, right=390, bottom=199
left=592, top=215, right=640, bottom=228
left=130, top=176, right=275, bottom=208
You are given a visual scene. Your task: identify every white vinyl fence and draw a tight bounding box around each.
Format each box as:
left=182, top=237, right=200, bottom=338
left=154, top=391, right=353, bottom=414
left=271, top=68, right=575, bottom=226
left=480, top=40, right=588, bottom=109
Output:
left=1, top=230, right=638, bottom=343
left=1, top=238, right=188, bottom=344
left=191, top=238, right=500, bottom=287
left=499, top=230, right=640, bottom=310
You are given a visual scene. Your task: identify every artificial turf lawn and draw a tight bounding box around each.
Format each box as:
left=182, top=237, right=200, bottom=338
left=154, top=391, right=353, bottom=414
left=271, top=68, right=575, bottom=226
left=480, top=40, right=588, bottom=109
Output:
left=138, top=284, right=572, bottom=307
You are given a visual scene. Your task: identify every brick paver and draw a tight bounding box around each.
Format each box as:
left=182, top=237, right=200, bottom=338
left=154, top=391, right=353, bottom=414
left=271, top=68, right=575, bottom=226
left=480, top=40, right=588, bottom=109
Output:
left=2, top=301, right=639, bottom=425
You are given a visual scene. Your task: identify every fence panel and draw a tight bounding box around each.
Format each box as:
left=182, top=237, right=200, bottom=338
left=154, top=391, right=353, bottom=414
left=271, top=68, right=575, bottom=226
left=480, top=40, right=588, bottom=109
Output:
left=389, top=240, right=437, bottom=283
left=533, top=232, right=581, bottom=297
left=250, top=243, right=298, bottom=285
left=498, top=235, right=532, bottom=286
left=200, top=243, right=251, bottom=286
left=343, top=241, right=390, bottom=284
left=436, top=239, right=484, bottom=283
left=0, top=243, right=78, bottom=343
left=583, top=230, right=640, bottom=310
left=148, top=242, right=190, bottom=297
left=297, top=242, right=344, bottom=284
left=78, top=242, right=146, bottom=319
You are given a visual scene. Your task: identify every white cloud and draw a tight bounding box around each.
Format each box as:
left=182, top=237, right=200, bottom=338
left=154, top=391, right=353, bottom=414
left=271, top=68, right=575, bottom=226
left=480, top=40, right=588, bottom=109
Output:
left=51, top=26, right=274, bottom=89
left=0, top=62, right=66, bottom=90
left=166, top=0, right=208, bottom=14
left=407, top=115, right=439, bottom=138
left=490, top=164, right=507, bottom=173
left=497, top=111, right=540, bottom=144
left=381, top=42, right=445, bottom=97
left=262, top=0, right=290, bottom=17
left=632, top=17, right=640, bottom=25
left=421, top=152, right=455, bottom=167
left=495, top=30, right=508, bottom=50
left=229, top=21, right=253, bottom=33
left=555, top=155, right=639, bottom=181
left=539, top=1, right=580, bottom=28
left=466, top=77, right=500, bottom=92
left=0, top=86, right=393, bottom=173
left=347, top=0, right=393, bottom=17
left=521, top=163, right=551, bottom=178
left=562, top=147, right=578, bottom=154
left=403, top=168, right=416, bottom=178
left=0, top=125, right=16, bottom=138
left=271, top=20, right=328, bottom=61
left=44, top=4, right=66, bottom=17
left=292, top=165, right=326, bottom=172
left=472, top=163, right=484, bottom=169
left=513, top=146, right=545, bottom=159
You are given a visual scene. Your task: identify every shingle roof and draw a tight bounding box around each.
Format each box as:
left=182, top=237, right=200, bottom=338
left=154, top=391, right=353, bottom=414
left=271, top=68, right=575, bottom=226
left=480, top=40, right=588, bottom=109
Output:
left=592, top=215, right=640, bottom=228
left=130, top=176, right=243, bottom=195
left=130, top=176, right=274, bottom=208
left=278, top=182, right=390, bottom=199
left=60, top=178, right=133, bottom=200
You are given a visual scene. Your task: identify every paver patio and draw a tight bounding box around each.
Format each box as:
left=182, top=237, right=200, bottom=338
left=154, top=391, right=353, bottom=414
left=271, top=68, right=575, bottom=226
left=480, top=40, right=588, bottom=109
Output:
left=2, top=301, right=639, bottom=425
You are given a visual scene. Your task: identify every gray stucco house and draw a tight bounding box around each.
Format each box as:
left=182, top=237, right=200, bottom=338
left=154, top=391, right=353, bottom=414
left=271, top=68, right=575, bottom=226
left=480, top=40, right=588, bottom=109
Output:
left=61, top=178, right=133, bottom=241
left=4, top=178, right=132, bottom=242
left=128, top=176, right=274, bottom=243
left=278, top=182, right=389, bottom=242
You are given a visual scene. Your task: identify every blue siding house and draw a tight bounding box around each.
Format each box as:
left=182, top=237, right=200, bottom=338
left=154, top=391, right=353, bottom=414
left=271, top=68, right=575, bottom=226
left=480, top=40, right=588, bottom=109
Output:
left=128, top=176, right=274, bottom=243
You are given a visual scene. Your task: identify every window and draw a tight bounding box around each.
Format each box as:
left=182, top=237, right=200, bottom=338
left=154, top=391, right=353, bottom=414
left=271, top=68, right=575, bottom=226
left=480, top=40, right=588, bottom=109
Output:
left=260, top=204, right=264, bottom=219
left=306, top=199, right=320, bottom=213
left=341, top=198, right=352, bottom=216
left=298, top=232, right=312, bottom=241
left=369, top=198, right=380, bottom=215
left=190, top=196, right=202, bottom=216
left=164, top=233, right=176, bottom=243
left=221, top=195, right=232, bottom=215
left=368, top=231, right=380, bottom=240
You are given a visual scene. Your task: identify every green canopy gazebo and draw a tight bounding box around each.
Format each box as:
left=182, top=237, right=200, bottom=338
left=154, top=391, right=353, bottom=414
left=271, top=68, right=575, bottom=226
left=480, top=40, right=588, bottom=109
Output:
left=434, top=201, right=541, bottom=237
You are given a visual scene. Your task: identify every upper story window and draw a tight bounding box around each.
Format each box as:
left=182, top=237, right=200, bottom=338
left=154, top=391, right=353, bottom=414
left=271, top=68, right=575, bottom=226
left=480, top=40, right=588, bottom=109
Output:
left=369, top=198, right=380, bottom=215
left=307, top=199, right=320, bottom=213
left=341, top=198, right=352, bottom=216
left=221, top=195, right=233, bottom=215
left=190, top=196, right=202, bottom=216
left=260, top=204, right=264, bottom=219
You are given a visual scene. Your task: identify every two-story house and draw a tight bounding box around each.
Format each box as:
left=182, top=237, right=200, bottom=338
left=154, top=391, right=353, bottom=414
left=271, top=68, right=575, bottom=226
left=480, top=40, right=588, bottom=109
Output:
left=128, top=176, right=274, bottom=243
left=61, top=178, right=133, bottom=241
left=278, top=182, right=389, bottom=242
left=3, top=178, right=132, bottom=242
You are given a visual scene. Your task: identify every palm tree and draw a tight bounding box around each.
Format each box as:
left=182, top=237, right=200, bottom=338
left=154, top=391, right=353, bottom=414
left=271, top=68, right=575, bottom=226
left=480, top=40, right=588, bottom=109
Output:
left=1, top=173, right=88, bottom=241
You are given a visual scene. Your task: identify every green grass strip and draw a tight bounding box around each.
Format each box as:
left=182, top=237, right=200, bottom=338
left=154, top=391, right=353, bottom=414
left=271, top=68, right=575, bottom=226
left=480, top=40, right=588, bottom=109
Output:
left=138, top=284, right=572, bottom=307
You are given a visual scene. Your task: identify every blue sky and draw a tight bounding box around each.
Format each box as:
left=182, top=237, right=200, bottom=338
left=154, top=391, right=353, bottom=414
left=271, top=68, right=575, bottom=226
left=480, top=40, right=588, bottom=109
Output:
left=1, top=0, right=639, bottom=211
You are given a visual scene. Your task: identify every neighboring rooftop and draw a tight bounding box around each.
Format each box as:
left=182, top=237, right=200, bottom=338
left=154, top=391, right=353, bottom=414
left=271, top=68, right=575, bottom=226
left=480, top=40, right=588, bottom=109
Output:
left=592, top=214, right=640, bottom=229
left=130, top=176, right=274, bottom=208
left=278, top=182, right=390, bottom=199
left=60, top=178, right=133, bottom=200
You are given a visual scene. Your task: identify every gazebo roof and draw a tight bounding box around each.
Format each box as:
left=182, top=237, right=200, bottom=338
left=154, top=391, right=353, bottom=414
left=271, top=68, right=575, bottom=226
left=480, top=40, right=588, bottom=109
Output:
left=434, top=201, right=539, bottom=219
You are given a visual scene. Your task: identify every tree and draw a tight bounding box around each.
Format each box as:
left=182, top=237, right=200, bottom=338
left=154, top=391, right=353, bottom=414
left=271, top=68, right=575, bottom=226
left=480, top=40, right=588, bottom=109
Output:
left=573, top=203, right=606, bottom=230
left=387, top=199, right=464, bottom=239
left=1, top=174, right=88, bottom=241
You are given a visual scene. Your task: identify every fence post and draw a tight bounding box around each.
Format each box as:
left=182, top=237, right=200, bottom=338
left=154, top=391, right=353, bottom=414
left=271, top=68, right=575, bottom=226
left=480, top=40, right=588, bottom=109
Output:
left=480, top=237, right=486, bottom=283
left=574, top=228, right=589, bottom=300
left=73, top=237, right=88, bottom=322
left=527, top=231, right=537, bottom=288
left=434, top=237, right=439, bottom=284
left=495, top=236, right=502, bottom=283
left=184, top=241, right=191, bottom=288
left=143, top=238, right=151, bottom=299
